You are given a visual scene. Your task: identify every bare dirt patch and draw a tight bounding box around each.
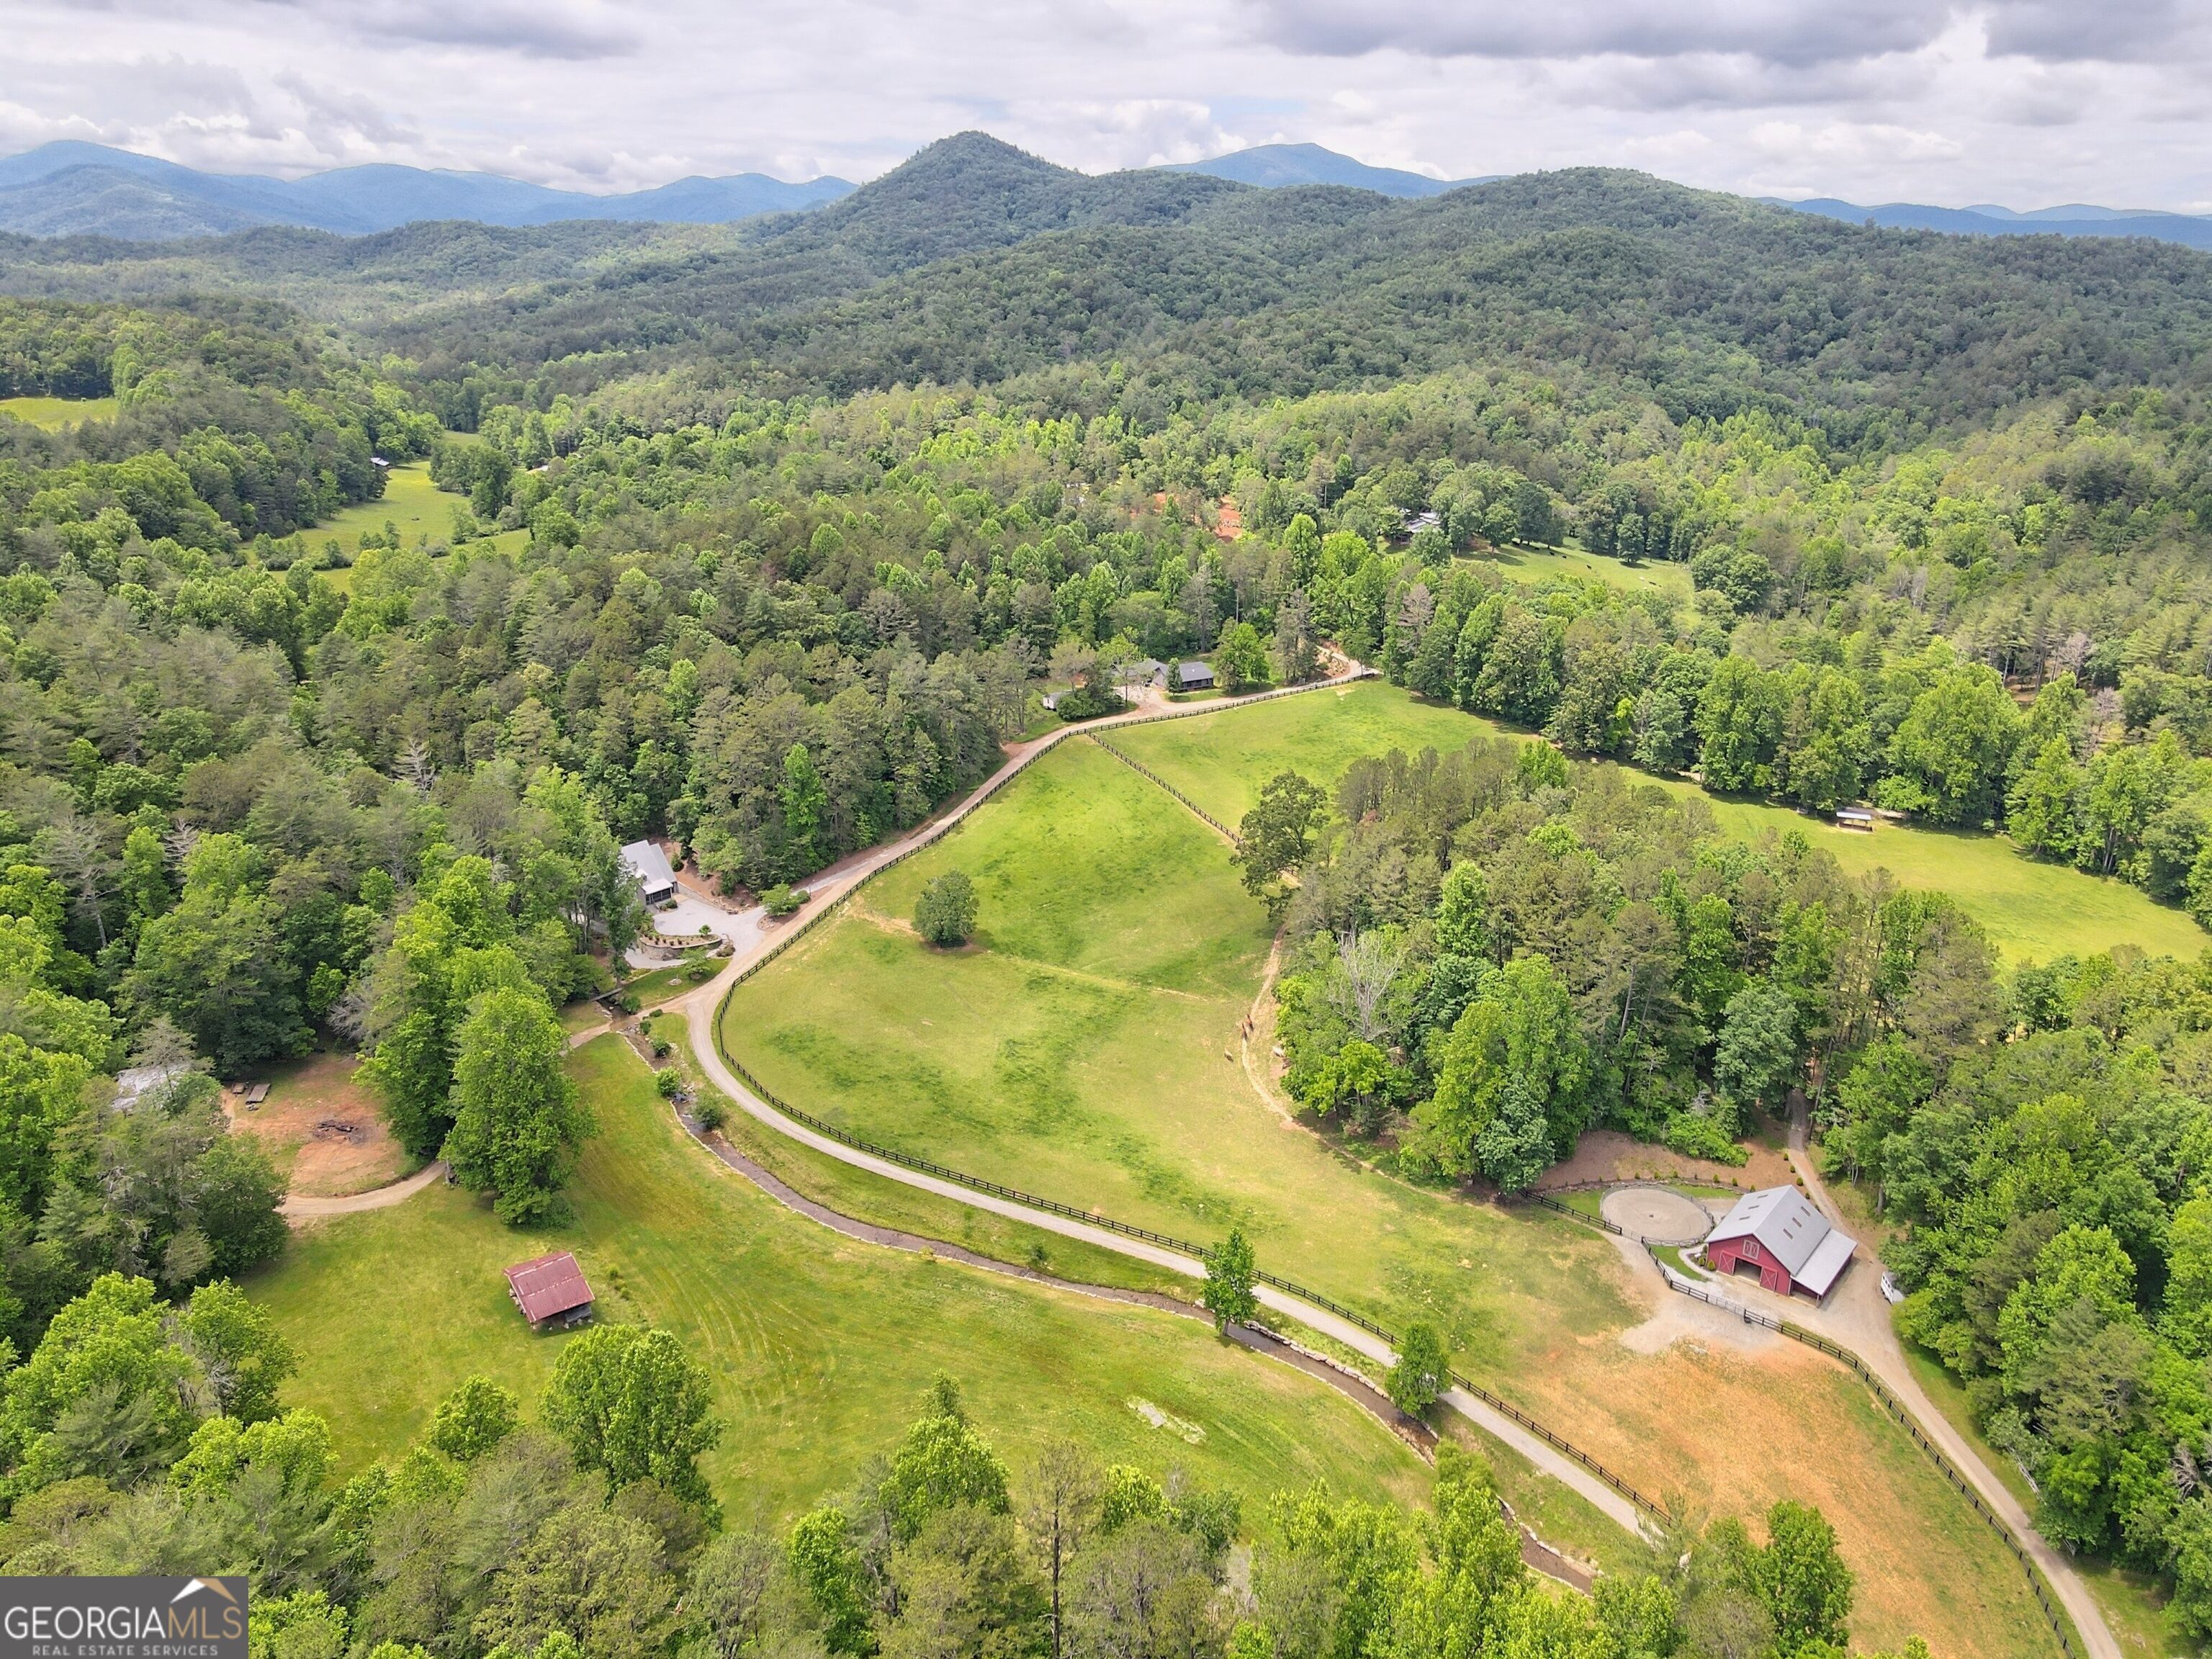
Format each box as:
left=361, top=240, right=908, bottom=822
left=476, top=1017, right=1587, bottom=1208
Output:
left=1534, top=1127, right=1795, bottom=1193
left=1601, top=1185, right=1714, bottom=1245
left=227, top=1052, right=413, bottom=1197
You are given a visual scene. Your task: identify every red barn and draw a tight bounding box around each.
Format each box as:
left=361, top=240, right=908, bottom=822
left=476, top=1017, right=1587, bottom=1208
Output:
left=504, top=1250, right=595, bottom=1331
left=1704, top=1187, right=1856, bottom=1304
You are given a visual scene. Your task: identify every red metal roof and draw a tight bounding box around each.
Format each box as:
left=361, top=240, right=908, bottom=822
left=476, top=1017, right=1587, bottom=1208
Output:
left=504, top=1251, right=593, bottom=1323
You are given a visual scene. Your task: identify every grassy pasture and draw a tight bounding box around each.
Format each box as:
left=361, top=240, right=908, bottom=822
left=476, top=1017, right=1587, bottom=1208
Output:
left=1475, top=545, right=1695, bottom=603
left=728, top=741, right=1626, bottom=1334
left=0, top=395, right=120, bottom=429
left=309, top=462, right=528, bottom=589
left=249, top=1036, right=1429, bottom=1527
left=720, top=739, right=2059, bottom=1654
left=1113, top=681, right=2204, bottom=964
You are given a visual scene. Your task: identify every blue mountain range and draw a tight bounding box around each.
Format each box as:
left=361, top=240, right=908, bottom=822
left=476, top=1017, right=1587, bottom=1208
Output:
left=1769, top=195, right=2212, bottom=252
left=1164, top=142, right=1495, bottom=198
left=0, top=141, right=855, bottom=240
left=5, top=135, right=2208, bottom=253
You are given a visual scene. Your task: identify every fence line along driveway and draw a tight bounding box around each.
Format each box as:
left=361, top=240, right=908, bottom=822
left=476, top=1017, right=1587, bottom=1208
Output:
left=673, top=666, right=1656, bottom=1542
left=1776, top=1117, right=2117, bottom=1659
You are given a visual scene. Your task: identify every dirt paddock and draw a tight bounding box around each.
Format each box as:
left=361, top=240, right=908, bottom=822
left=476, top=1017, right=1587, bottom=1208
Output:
left=225, top=1052, right=413, bottom=1197
left=1600, top=1184, right=1714, bottom=1244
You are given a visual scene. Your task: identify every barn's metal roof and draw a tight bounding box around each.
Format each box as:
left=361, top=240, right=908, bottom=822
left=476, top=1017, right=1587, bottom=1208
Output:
left=1708, top=1185, right=1855, bottom=1286
left=505, top=1251, right=593, bottom=1323
left=1797, top=1230, right=1858, bottom=1298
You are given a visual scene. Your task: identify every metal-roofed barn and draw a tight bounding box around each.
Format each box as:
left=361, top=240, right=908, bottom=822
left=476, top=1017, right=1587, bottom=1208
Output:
left=1703, top=1186, right=1857, bottom=1303
left=505, top=1250, right=595, bottom=1330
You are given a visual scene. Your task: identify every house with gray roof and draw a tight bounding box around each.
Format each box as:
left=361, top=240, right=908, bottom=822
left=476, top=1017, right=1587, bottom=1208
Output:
left=1703, top=1185, right=1857, bottom=1303
left=619, top=839, right=678, bottom=905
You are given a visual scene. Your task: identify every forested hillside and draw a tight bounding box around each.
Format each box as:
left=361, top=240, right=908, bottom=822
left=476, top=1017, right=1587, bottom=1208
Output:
left=4, top=127, right=2212, bottom=1643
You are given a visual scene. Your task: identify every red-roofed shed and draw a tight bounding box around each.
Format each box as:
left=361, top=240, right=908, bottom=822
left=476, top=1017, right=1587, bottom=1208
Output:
left=505, top=1251, right=594, bottom=1330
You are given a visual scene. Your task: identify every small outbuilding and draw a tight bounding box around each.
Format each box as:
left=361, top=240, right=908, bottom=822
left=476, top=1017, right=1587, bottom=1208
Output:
left=1175, top=661, right=1215, bottom=692
left=505, top=1250, right=595, bottom=1330
left=1835, top=807, right=1876, bottom=832
left=620, top=840, right=678, bottom=905
left=1704, top=1186, right=1857, bottom=1304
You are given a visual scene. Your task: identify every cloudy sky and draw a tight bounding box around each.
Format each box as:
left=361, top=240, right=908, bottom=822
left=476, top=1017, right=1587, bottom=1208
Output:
left=4, top=0, right=2206, bottom=211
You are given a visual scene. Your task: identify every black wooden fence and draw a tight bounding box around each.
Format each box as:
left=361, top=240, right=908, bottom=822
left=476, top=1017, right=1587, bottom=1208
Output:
left=1087, top=734, right=1235, bottom=838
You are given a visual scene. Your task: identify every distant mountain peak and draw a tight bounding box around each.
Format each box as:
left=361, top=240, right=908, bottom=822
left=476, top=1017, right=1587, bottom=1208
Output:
left=1162, top=142, right=1495, bottom=199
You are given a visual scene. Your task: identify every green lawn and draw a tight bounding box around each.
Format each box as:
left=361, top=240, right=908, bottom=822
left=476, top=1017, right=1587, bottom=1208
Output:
left=1113, top=680, right=2206, bottom=965
left=310, top=462, right=528, bottom=586
left=2079, top=1560, right=2188, bottom=1659
left=1474, top=545, right=1694, bottom=603
left=622, top=951, right=721, bottom=1008
left=248, top=1037, right=1430, bottom=1529
left=0, top=395, right=119, bottom=429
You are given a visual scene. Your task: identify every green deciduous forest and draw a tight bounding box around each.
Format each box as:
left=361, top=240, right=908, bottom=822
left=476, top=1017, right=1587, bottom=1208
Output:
left=2, top=128, right=2212, bottom=1651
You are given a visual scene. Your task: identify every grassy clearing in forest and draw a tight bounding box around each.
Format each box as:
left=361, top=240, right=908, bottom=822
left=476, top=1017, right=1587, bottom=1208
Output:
left=718, top=738, right=2059, bottom=1653
left=1678, top=786, right=2208, bottom=964
left=248, top=1036, right=1429, bottom=1528
left=1112, top=680, right=2204, bottom=964
left=309, top=462, right=528, bottom=589
left=0, top=395, right=120, bottom=429
left=1475, top=544, right=1696, bottom=603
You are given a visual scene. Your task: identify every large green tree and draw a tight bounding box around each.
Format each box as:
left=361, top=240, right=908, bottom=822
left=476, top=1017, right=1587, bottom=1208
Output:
left=1231, top=770, right=1326, bottom=916
left=441, top=985, right=592, bottom=1225
left=1417, top=956, right=1589, bottom=1190
left=121, top=835, right=310, bottom=1074
left=360, top=858, right=530, bottom=1160
left=0, top=1272, right=198, bottom=1493
left=1884, top=663, right=2024, bottom=827
left=541, top=1324, right=722, bottom=1506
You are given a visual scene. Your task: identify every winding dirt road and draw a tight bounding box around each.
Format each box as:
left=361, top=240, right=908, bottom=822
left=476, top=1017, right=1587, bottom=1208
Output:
left=280, top=1160, right=447, bottom=1220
